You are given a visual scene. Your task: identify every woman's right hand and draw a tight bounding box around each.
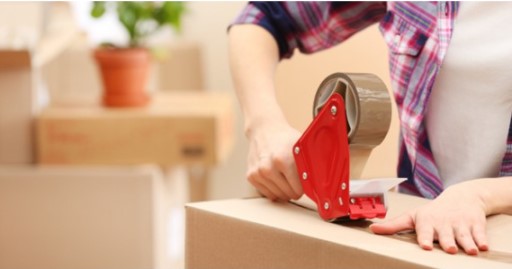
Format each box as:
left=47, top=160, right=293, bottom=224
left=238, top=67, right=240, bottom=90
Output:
left=228, top=24, right=302, bottom=201
left=246, top=123, right=304, bottom=202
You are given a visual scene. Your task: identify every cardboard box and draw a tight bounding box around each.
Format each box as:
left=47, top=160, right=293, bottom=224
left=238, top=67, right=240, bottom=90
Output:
left=41, top=33, right=103, bottom=105
left=0, top=65, right=33, bottom=164
left=0, top=165, right=170, bottom=269
left=157, top=41, right=204, bottom=91
left=185, top=192, right=512, bottom=269
left=36, top=92, right=234, bottom=166
left=0, top=2, right=79, bottom=164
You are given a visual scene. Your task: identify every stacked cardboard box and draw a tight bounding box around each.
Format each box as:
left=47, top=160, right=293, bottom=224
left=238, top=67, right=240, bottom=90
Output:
left=0, top=57, right=33, bottom=163
left=0, top=4, right=214, bottom=268
left=0, top=2, right=79, bottom=164
left=36, top=91, right=234, bottom=166
left=0, top=165, right=178, bottom=269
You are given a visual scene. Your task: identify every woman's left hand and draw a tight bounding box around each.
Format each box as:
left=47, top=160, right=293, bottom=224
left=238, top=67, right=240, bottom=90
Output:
left=370, top=181, right=490, bottom=255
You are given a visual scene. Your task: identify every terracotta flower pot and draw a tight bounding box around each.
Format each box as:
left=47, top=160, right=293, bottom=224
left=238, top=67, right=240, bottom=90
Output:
left=93, top=48, right=150, bottom=107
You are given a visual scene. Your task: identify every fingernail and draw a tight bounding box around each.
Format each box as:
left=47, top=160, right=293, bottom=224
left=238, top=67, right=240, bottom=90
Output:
left=467, top=248, right=478, bottom=256
left=447, top=246, right=458, bottom=254
left=479, top=244, right=489, bottom=251
left=421, top=241, right=433, bottom=250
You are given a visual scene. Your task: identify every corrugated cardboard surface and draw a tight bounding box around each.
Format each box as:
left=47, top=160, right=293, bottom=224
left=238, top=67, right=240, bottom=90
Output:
left=0, top=165, right=168, bottom=269
left=36, top=92, right=234, bottom=166
left=185, top=192, right=512, bottom=269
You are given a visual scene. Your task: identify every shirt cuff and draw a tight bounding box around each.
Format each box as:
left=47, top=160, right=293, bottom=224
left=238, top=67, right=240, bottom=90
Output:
left=228, top=3, right=293, bottom=59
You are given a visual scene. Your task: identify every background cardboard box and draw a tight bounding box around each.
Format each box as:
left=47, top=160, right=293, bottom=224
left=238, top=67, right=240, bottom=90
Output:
left=186, top=192, right=512, bottom=269
left=0, top=2, right=78, bottom=164
left=0, top=165, right=176, bottom=269
left=156, top=41, right=204, bottom=92
left=36, top=91, right=234, bottom=166
left=0, top=63, right=33, bottom=163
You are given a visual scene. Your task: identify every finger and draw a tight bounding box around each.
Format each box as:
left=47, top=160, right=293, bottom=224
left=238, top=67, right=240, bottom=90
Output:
left=273, top=154, right=303, bottom=198
left=284, top=167, right=304, bottom=199
left=454, top=226, right=478, bottom=255
left=262, top=155, right=299, bottom=199
left=415, top=221, right=435, bottom=251
left=256, top=188, right=276, bottom=201
left=271, top=170, right=300, bottom=200
left=436, top=226, right=458, bottom=254
left=370, top=214, right=414, bottom=235
left=471, top=224, right=489, bottom=251
left=262, top=177, right=289, bottom=201
left=281, top=166, right=303, bottom=199
left=254, top=181, right=278, bottom=201
left=247, top=172, right=278, bottom=201
left=257, top=166, right=292, bottom=201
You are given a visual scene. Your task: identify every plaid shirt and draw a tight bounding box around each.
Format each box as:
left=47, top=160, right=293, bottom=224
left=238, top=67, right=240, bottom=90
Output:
left=233, top=1, right=512, bottom=199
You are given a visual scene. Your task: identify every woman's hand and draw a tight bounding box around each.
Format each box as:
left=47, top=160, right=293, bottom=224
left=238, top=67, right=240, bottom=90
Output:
left=229, top=25, right=302, bottom=201
left=246, top=123, right=303, bottom=202
left=370, top=180, right=491, bottom=255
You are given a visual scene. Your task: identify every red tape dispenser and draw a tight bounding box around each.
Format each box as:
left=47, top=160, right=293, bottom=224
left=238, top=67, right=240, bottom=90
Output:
left=292, top=73, right=392, bottom=221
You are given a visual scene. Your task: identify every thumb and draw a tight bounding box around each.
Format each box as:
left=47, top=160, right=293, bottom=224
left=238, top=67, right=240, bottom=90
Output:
left=370, top=213, right=414, bottom=235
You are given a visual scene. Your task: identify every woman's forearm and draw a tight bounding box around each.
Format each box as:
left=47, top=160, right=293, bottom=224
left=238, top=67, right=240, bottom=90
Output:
left=473, top=176, right=512, bottom=216
left=228, top=25, right=289, bottom=137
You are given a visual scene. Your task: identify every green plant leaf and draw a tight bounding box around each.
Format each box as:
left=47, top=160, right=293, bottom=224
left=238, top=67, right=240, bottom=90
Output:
left=117, top=2, right=139, bottom=46
left=91, top=1, right=106, bottom=18
left=138, top=2, right=154, bottom=19
left=161, top=2, right=186, bottom=32
left=92, top=1, right=187, bottom=47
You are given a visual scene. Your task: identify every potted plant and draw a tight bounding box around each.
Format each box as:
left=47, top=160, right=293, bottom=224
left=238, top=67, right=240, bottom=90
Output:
left=90, top=1, right=186, bottom=107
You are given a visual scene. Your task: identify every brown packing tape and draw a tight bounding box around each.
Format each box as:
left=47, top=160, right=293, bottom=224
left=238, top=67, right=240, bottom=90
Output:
left=349, top=148, right=373, bottom=180
left=313, top=73, right=392, bottom=178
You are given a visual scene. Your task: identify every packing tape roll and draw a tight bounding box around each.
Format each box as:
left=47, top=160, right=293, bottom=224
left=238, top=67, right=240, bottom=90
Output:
left=313, top=73, right=392, bottom=178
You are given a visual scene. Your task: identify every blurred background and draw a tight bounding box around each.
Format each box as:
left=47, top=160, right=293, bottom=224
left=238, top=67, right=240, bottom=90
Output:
left=0, top=2, right=397, bottom=269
